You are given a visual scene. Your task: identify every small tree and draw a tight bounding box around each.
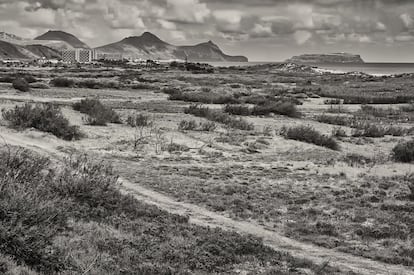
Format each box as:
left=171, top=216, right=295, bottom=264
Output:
left=127, top=114, right=153, bottom=150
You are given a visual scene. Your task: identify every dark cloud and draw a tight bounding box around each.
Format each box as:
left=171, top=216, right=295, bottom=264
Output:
left=1, top=0, right=414, bottom=61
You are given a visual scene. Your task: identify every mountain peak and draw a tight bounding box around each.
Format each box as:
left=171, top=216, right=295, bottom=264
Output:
left=35, top=30, right=89, bottom=49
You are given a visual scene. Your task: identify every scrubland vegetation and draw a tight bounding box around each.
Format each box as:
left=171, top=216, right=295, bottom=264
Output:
left=2, top=103, right=82, bottom=140
left=73, top=98, right=121, bottom=126
left=0, top=148, right=332, bottom=274
left=1, top=62, right=414, bottom=274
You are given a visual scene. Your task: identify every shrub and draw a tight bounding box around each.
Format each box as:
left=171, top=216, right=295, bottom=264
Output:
left=12, top=78, right=30, bottom=92
left=178, top=119, right=198, bottom=131
left=200, top=121, right=217, bottom=132
left=324, top=99, right=341, bottom=105
left=73, top=99, right=121, bottom=126
left=400, top=103, right=414, bottom=113
left=352, top=123, right=407, bottom=138
left=332, top=127, right=347, bottom=137
left=392, top=140, right=414, bottom=163
left=127, top=113, right=152, bottom=128
left=2, top=103, right=82, bottom=140
left=184, top=104, right=254, bottom=131
left=316, top=114, right=350, bottom=126
left=403, top=174, right=414, bottom=200
left=0, top=148, right=318, bottom=274
left=30, top=82, right=50, bottom=89
left=252, top=101, right=300, bottom=118
left=167, top=89, right=239, bottom=104
left=224, top=104, right=251, bottom=116
left=281, top=125, right=339, bottom=150
left=50, top=77, right=75, bottom=88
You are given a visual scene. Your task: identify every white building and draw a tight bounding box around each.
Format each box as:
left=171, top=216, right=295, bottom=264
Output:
left=62, top=49, right=98, bottom=63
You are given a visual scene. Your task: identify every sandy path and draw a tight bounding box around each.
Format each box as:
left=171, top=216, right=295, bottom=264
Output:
left=1, top=129, right=413, bottom=275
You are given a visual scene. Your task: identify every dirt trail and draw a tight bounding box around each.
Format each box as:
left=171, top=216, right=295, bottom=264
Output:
left=1, top=129, right=414, bottom=275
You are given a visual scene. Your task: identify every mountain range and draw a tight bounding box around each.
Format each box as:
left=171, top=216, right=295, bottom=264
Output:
left=0, top=30, right=248, bottom=62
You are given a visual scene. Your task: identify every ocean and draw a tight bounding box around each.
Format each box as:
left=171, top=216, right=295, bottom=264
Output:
left=208, top=62, right=414, bottom=76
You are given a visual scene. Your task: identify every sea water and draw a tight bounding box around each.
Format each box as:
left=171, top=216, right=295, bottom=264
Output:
left=208, top=62, right=414, bottom=76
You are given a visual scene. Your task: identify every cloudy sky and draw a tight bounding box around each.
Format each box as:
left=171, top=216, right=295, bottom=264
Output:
left=1, top=0, right=414, bottom=61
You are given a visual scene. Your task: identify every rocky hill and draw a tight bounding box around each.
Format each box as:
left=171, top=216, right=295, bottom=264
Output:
left=96, top=32, right=248, bottom=62
left=286, top=53, right=364, bottom=64
left=34, top=30, right=90, bottom=49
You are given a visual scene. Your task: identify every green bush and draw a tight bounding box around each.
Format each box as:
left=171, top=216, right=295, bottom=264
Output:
left=167, top=89, right=239, bottom=104
left=281, top=125, right=339, bottom=150
left=2, top=103, right=82, bottom=140
left=73, top=98, right=121, bottom=126
left=12, top=78, right=30, bottom=92
left=393, top=140, right=414, bottom=163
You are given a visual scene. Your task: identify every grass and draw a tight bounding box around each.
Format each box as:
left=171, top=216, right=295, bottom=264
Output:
left=281, top=125, right=340, bottom=150
left=0, top=147, right=337, bottom=274
left=316, top=114, right=351, bottom=126
left=73, top=98, right=121, bottom=126
left=2, top=103, right=82, bottom=140
left=184, top=104, right=254, bottom=131
left=392, top=140, right=414, bottom=163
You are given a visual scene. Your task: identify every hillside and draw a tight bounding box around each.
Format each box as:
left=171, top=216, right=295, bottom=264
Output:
left=96, top=32, right=248, bottom=62
left=286, top=53, right=364, bottom=64
left=0, top=40, right=61, bottom=60
left=35, top=30, right=89, bottom=49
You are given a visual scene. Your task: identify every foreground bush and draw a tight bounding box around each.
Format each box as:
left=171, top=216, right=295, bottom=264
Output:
left=281, top=125, right=340, bottom=150
left=2, top=103, right=82, bottom=140
left=0, top=148, right=333, bottom=274
left=73, top=98, right=121, bottom=126
left=352, top=123, right=408, bottom=138
left=393, top=140, right=414, bottom=163
left=12, top=78, right=30, bottom=92
left=185, top=104, right=254, bottom=131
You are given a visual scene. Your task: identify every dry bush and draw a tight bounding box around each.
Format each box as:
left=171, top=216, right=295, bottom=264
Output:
left=0, top=148, right=323, bottom=274
left=393, top=140, right=414, bottom=163
left=178, top=119, right=198, bottom=131
left=12, top=78, right=30, bottom=92
left=281, top=125, right=340, bottom=150
left=185, top=104, right=254, bottom=131
left=73, top=98, right=121, bottom=126
left=2, top=103, right=82, bottom=140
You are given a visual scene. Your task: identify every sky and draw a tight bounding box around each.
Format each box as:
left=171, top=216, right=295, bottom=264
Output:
left=1, top=0, right=414, bottom=62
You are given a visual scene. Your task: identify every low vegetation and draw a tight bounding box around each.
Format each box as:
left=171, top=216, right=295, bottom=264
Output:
left=73, top=98, right=121, bottom=126
left=51, top=77, right=119, bottom=89
left=392, top=140, right=414, bottom=163
left=224, top=101, right=300, bottom=118
left=12, top=78, right=30, bottom=92
left=178, top=119, right=217, bottom=132
left=2, top=103, right=82, bottom=140
left=185, top=104, right=254, bottom=131
left=281, top=125, right=340, bottom=150
left=0, top=147, right=335, bottom=274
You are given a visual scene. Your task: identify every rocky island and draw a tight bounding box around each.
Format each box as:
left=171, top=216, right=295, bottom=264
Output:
left=286, top=52, right=365, bottom=64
